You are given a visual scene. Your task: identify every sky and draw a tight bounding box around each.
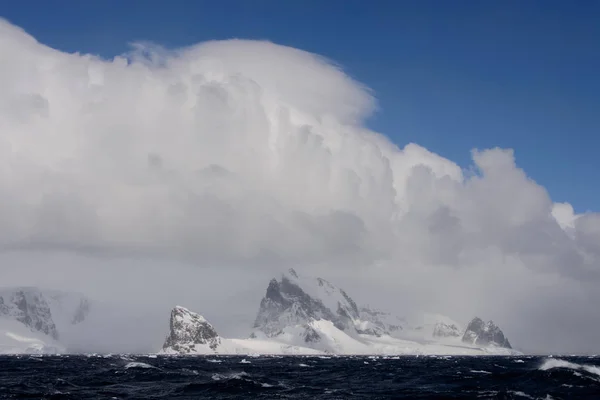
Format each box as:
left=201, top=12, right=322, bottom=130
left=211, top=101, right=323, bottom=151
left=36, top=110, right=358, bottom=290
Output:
left=0, top=1, right=599, bottom=354
left=2, top=0, right=599, bottom=212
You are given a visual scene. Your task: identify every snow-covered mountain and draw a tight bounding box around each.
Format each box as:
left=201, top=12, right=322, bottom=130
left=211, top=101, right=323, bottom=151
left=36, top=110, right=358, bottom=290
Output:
left=462, top=317, right=512, bottom=349
left=163, top=306, right=221, bottom=353
left=253, top=268, right=366, bottom=336
left=161, top=306, right=321, bottom=355
left=0, top=317, right=65, bottom=354
left=358, top=307, right=463, bottom=341
left=358, top=307, right=406, bottom=336
left=0, top=287, right=91, bottom=354
left=164, top=269, right=518, bottom=356
left=162, top=304, right=517, bottom=356
left=1, top=273, right=516, bottom=355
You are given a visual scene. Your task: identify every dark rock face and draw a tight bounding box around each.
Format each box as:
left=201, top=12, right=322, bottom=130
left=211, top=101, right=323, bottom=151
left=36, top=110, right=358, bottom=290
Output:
left=253, top=269, right=360, bottom=340
left=462, top=317, right=511, bottom=348
left=433, top=322, right=461, bottom=338
left=71, top=298, right=91, bottom=325
left=163, top=306, right=221, bottom=353
left=359, top=307, right=404, bottom=336
left=0, top=290, right=58, bottom=340
left=302, top=324, right=322, bottom=343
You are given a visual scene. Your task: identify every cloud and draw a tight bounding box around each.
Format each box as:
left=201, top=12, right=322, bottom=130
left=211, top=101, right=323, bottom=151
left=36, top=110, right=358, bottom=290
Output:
left=0, top=18, right=599, bottom=354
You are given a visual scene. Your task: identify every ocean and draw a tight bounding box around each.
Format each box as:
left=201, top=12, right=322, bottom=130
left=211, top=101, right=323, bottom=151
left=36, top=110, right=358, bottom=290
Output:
left=0, top=355, right=598, bottom=399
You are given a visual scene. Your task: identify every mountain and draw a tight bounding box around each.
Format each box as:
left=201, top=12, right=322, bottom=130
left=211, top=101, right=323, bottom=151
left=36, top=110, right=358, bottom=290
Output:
left=462, top=317, right=512, bottom=349
left=161, top=306, right=321, bottom=355
left=0, top=317, right=65, bottom=354
left=358, top=307, right=405, bottom=336
left=358, top=308, right=462, bottom=340
left=253, top=268, right=380, bottom=338
left=247, top=269, right=519, bottom=355
left=161, top=305, right=490, bottom=356
left=0, top=287, right=91, bottom=354
left=0, top=278, right=518, bottom=355
left=162, top=306, right=221, bottom=353
left=0, top=288, right=58, bottom=340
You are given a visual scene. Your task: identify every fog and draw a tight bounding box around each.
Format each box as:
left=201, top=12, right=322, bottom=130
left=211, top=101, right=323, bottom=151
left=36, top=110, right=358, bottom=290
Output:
left=1, top=19, right=599, bottom=354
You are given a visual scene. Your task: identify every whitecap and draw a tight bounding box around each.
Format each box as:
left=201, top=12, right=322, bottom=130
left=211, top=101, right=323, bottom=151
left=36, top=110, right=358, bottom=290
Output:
left=470, top=370, right=491, bottom=374
left=240, top=358, right=251, bottom=364
left=211, top=371, right=250, bottom=381
left=539, top=358, right=600, bottom=378
left=124, top=362, right=155, bottom=369
left=181, top=368, right=199, bottom=375
left=508, top=391, right=534, bottom=399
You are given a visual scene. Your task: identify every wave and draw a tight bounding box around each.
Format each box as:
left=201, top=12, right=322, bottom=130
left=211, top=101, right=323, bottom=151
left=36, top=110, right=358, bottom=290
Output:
left=539, top=358, right=600, bottom=379
left=211, top=371, right=251, bottom=381
left=124, top=361, right=156, bottom=369
left=508, top=391, right=534, bottom=399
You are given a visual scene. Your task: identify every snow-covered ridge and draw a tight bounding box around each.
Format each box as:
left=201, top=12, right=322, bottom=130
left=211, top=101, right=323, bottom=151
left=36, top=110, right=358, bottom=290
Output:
left=161, top=306, right=321, bottom=355
left=162, top=305, right=518, bottom=356
left=253, top=268, right=363, bottom=337
left=0, top=272, right=516, bottom=355
left=164, top=269, right=518, bottom=356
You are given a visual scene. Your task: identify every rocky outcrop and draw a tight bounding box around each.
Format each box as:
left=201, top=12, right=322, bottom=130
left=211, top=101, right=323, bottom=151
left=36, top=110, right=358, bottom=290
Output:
left=432, top=322, right=461, bottom=338
left=359, top=307, right=405, bottom=336
left=0, top=289, right=58, bottom=340
left=253, top=269, right=361, bottom=340
left=462, top=317, right=511, bottom=348
left=71, top=298, right=91, bottom=325
left=163, top=306, right=221, bottom=353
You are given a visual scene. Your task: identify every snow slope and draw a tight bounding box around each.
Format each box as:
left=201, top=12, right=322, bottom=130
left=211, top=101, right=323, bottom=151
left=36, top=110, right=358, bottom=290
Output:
left=0, top=317, right=64, bottom=354
left=253, top=268, right=363, bottom=337
left=0, top=287, right=91, bottom=339
left=161, top=306, right=520, bottom=356
left=0, top=287, right=93, bottom=354
left=161, top=306, right=321, bottom=355
left=247, top=269, right=518, bottom=355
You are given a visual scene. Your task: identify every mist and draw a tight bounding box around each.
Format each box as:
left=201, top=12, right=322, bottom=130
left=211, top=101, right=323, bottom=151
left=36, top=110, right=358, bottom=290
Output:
left=1, top=19, right=599, bottom=354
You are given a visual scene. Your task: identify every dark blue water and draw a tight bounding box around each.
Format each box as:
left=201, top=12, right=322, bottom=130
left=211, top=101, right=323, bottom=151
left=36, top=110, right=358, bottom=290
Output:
left=0, top=355, right=598, bottom=399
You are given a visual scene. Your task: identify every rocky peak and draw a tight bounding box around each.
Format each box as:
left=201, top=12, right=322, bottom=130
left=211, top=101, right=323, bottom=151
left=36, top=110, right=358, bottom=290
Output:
left=163, top=306, right=221, bottom=353
left=0, top=288, right=58, bottom=340
left=253, top=269, right=361, bottom=338
left=462, top=317, right=511, bottom=348
left=288, top=268, right=299, bottom=278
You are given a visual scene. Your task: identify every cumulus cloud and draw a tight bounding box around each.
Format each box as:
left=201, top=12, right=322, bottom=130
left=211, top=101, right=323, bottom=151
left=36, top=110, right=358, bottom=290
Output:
left=0, top=19, right=599, bottom=354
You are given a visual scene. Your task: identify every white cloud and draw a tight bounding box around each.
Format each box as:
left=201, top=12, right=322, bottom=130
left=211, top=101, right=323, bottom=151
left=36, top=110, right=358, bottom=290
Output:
left=0, top=18, right=599, bottom=354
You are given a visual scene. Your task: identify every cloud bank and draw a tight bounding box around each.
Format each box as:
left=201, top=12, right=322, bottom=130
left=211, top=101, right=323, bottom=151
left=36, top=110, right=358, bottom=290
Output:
left=0, top=19, right=599, bottom=354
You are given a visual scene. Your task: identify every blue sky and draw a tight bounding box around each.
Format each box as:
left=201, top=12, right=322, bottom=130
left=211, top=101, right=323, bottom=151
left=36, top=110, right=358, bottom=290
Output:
left=1, top=0, right=598, bottom=212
